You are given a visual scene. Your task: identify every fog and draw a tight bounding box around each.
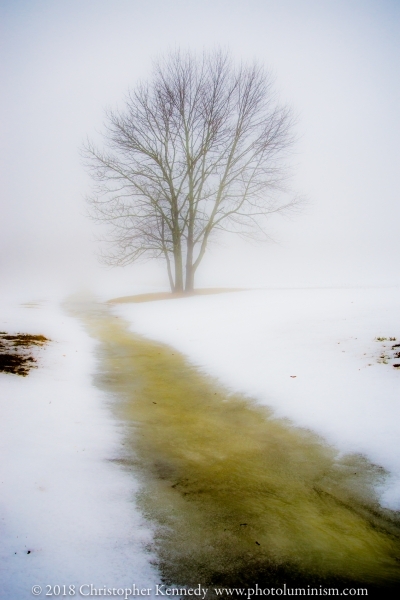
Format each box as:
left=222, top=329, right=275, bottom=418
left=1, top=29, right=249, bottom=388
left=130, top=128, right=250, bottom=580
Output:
left=1, top=0, right=399, bottom=300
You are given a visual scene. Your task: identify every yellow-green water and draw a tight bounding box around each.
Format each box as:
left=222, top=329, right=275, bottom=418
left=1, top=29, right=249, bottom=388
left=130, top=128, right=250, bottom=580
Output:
left=75, top=302, right=400, bottom=590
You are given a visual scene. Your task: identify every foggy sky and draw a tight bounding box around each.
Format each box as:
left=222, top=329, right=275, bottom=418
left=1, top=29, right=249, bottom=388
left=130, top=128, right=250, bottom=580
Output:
left=1, top=0, right=399, bottom=298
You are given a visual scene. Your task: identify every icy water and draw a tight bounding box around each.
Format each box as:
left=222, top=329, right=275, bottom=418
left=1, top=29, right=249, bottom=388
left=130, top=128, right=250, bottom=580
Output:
left=72, top=301, right=400, bottom=592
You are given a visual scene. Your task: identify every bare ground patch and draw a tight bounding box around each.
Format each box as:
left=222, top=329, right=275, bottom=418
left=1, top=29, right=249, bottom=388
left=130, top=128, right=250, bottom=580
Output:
left=0, top=333, right=49, bottom=376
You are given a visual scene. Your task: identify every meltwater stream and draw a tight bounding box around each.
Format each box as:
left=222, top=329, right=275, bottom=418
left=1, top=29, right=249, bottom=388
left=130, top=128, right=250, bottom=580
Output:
left=70, top=300, right=400, bottom=592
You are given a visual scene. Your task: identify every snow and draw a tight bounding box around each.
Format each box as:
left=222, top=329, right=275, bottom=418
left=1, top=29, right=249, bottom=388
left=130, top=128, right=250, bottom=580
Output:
left=2, top=286, right=399, bottom=598
left=0, top=300, right=159, bottom=599
left=113, top=286, right=400, bottom=510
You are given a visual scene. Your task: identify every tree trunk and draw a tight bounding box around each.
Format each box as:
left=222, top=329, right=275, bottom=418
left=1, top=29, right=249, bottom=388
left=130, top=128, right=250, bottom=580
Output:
left=164, top=251, right=175, bottom=293
left=185, top=264, right=195, bottom=292
left=173, top=246, right=184, bottom=292
left=185, top=235, right=195, bottom=292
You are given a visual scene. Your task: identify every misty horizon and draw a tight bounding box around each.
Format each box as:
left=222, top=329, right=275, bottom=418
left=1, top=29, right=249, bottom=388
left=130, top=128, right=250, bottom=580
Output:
left=1, top=0, right=399, bottom=299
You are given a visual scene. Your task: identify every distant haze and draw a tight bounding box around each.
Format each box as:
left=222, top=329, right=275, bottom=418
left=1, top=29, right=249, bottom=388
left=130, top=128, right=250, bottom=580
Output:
left=1, top=0, right=399, bottom=299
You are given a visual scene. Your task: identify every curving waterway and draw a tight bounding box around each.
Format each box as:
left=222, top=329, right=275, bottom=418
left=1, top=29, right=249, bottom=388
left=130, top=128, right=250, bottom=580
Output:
left=69, top=300, right=400, bottom=593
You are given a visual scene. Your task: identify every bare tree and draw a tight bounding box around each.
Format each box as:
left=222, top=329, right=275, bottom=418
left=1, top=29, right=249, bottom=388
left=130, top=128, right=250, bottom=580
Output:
left=84, top=49, right=301, bottom=292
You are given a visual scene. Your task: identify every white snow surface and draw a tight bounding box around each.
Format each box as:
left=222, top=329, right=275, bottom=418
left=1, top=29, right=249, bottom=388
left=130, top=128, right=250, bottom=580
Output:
left=0, top=300, right=159, bottom=599
left=114, top=287, right=400, bottom=510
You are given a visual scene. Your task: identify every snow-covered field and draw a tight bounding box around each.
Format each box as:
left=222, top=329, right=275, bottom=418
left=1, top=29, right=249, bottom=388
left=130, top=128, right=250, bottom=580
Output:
left=2, top=286, right=399, bottom=597
left=114, top=286, right=400, bottom=510
left=0, top=300, right=158, bottom=599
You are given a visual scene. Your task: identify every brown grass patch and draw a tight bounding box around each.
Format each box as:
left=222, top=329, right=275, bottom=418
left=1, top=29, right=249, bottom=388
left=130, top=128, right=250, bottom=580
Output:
left=107, top=288, right=246, bottom=304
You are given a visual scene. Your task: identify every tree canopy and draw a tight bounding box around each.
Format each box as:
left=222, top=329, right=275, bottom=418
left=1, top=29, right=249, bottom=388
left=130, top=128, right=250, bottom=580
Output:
left=84, top=50, right=300, bottom=292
